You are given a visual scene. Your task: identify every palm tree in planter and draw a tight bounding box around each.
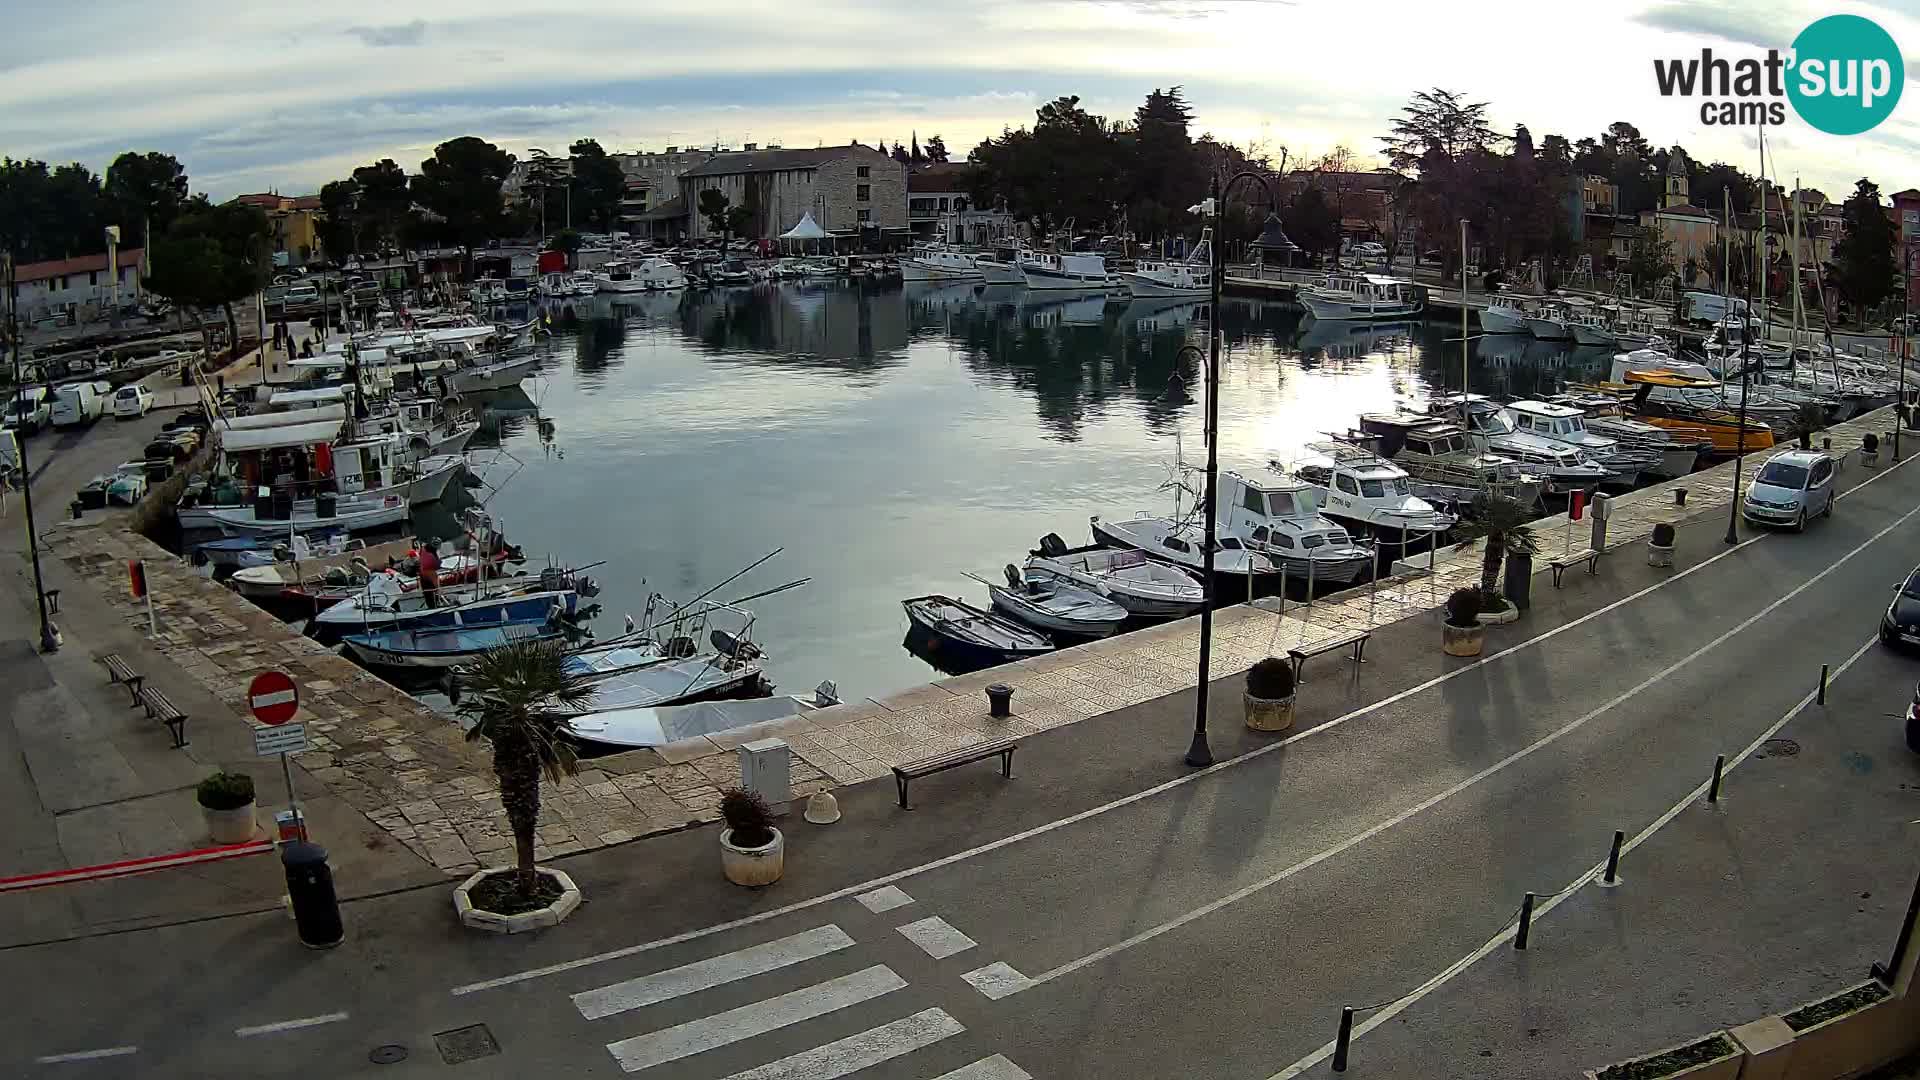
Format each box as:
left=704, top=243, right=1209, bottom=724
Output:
left=452, top=639, right=595, bottom=929
left=1452, top=492, right=1540, bottom=622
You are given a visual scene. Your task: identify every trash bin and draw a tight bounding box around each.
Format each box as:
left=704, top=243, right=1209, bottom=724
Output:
left=1502, top=552, right=1533, bottom=612
left=315, top=492, right=337, bottom=519
left=281, top=841, right=344, bottom=949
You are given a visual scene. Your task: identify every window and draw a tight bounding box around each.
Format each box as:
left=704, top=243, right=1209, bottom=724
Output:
left=1274, top=533, right=1297, bottom=549
left=857, top=184, right=870, bottom=202
left=857, top=165, right=870, bottom=178
left=57, top=275, right=67, bottom=290
left=1301, top=535, right=1323, bottom=549
left=1335, top=474, right=1359, bottom=496
left=1359, top=478, right=1388, bottom=498
left=1757, top=461, right=1809, bottom=488
left=1811, top=459, right=1832, bottom=484
left=938, top=198, right=949, bottom=211
left=1164, top=537, right=1191, bottom=553
left=1242, top=487, right=1266, bottom=514
left=1217, top=537, right=1243, bottom=551
left=1250, top=526, right=1270, bottom=543
left=88, top=271, right=98, bottom=286
left=857, top=209, right=871, bottom=222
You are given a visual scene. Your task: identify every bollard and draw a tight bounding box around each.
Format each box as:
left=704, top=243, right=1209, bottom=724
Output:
left=1818, top=664, right=1830, bottom=705
left=1674, top=488, right=1688, bottom=507
left=1708, top=754, right=1725, bottom=804
left=986, top=683, right=1014, bottom=718
left=1822, top=436, right=1833, bottom=451
left=1602, top=829, right=1625, bottom=886
left=1331, top=1007, right=1355, bottom=1072
left=281, top=841, right=344, bottom=948
left=1515, top=891, right=1536, bottom=950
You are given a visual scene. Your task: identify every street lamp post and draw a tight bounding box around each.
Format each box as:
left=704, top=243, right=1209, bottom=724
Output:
left=1898, top=251, right=1911, bottom=463
left=5, top=253, right=60, bottom=652
left=1724, top=261, right=1756, bottom=545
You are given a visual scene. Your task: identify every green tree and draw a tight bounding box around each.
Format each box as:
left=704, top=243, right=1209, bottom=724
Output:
left=523, top=149, right=567, bottom=235
left=1378, top=88, right=1499, bottom=173
left=1282, top=186, right=1339, bottom=261
left=547, top=227, right=583, bottom=263
left=455, top=640, right=595, bottom=894
left=317, top=179, right=360, bottom=261
left=1453, top=492, right=1541, bottom=601
left=103, top=152, right=189, bottom=247
left=410, top=136, right=514, bottom=271
left=0, top=159, right=108, bottom=262
left=891, top=143, right=911, bottom=164
left=1828, top=177, right=1897, bottom=325
left=698, top=188, right=732, bottom=239
left=924, top=134, right=949, bottom=164
left=1623, top=229, right=1676, bottom=293
left=568, top=139, right=627, bottom=234
left=351, top=159, right=412, bottom=251
left=726, top=203, right=754, bottom=240
left=144, top=202, right=271, bottom=360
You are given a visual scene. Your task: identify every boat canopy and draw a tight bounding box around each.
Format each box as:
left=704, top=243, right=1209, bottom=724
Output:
left=220, top=418, right=345, bottom=452
left=269, top=386, right=347, bottom=408
left=222, top=403, right=347, bottom=430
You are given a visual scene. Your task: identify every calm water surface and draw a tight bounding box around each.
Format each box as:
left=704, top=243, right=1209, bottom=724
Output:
left=454, top=284, right=1610, bottom=703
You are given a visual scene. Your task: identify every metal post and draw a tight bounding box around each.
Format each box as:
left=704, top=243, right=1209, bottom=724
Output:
left=5, top=254, right=58, bottom=653
left=1188, top=170, right=1224, bottom=769
left=1871, top=865, right=1920, bottom=986
left=1515, top=891, right=1536, bottom=950
left=1603, top=829, right=1625, bottom=885
left=1708, top=754, right=1725, bottom=803
left=280, top=750, right=306, bottom=842
left=143, top=562, right=156, bottom=636
left=1899, top=261, right=1910, bottom=463
left=1818, top=663, right=1830, bottom=704
left=1331, top=1007, right=1355, bottom=1072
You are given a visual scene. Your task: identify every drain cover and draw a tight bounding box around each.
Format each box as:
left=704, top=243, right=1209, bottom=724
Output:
left=368, top=1045, right=408, bottom=1065
left=434, top=1024, right=500, bottom=1065
left=1757, top=738, right=1801, bottom=758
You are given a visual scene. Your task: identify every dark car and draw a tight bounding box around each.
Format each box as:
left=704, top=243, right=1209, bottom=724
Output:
left=1879, top=568, right=1920, bottom=648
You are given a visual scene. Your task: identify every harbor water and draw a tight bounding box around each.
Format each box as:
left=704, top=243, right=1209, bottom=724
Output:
left=431, top=282, right=1614, bottom=703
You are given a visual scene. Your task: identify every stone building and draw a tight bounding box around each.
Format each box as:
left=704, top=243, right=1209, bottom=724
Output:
left=677, top=144, right=906, bottom=242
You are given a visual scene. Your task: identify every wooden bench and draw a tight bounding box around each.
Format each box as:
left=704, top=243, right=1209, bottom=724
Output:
left=136, top=685, right=189, bottom=748
left=100, top=653, right=144, bottom=704
left=1548, top=548, right=1601, bottom=587
left=1288, top=631, right=1371, bottom=682
left=893, top=738, right=1018, bottom=809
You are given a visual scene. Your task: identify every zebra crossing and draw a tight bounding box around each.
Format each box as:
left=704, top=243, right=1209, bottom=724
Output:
left=565, top=889, right=1033, bottom=1079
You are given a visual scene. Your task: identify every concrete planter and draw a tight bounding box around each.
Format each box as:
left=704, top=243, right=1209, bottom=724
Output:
left=1774, top=980, right=1902, bottom=1080
left=1583, top=1032, right=1741, bottom=1080
left=1477, top=600, right=1519, bottom=625
left=1442, top=622, right=1485, bottom=657
left=1244, top=692, right=1296, bottom=732
left=202, top=801, right=257, bottom=844
left=1648, top=542, right=1674, bottom=568
left=453, top=867, right=582, bottom=934
left=721, top=827, right=785, bottom=886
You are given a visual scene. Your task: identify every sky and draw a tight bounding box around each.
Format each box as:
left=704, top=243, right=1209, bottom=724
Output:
left=2, top=0, right=1917, bottom=202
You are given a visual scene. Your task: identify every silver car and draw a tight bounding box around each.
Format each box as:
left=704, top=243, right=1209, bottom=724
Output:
left=1741, top=449, right=1837, bottom=531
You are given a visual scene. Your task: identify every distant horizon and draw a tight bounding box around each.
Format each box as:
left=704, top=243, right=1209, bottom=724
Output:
left=2, top=0, right=1913, bottom=203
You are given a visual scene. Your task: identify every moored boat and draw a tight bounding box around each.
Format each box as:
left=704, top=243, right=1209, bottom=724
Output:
left=981, top=567, right=1128, bottom=638
left=1025, top=534, right=1206, bottom=617
left=902, top=594, right=1052, bottom=668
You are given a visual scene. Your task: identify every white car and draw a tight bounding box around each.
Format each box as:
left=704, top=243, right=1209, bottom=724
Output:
left=112, top=384, right=154, bottom=420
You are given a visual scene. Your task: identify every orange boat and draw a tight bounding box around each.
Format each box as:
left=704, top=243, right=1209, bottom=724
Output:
left=1614, top=370, right=1775, bottom=453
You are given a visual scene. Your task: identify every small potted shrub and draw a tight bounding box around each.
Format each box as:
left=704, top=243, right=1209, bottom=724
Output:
left=1862, top=432, right=1880, bottom=467
left=1244, top=657, right=1297, bottom=732
left=1648, top=521, right=1676, bottom=568
left=720, top=787, right=784, bottom=886
left=197, top=771, right=257, bottom=844
left=1443, top=588, right=1487, bottom=656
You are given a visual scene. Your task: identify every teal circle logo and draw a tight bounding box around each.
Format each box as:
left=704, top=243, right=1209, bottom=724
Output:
left=1787, top=15, right=1904, bottom=135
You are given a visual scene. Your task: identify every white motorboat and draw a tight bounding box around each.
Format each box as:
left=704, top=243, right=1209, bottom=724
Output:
left=1090, top=513, right=1277, bottom=583
left=1525, top=299, right=1579, bottom=340
left=596, top=258, right=687, bottom=293
left=1569, top=304, right=1624, bottom=348
left=1025, top=534, right=1205, bottom=617
left=1478, top=293, right=1532, bottom=334
left=445, top=353, right=538, bottom=395
left=1437, top=395, right=1612, bottom=496
left=311, top=573, right=568, bottom=639
left=1288, top=442, right=1457, bottom=539
left=1298, top=273, right=1423, bottom=320
left=200, top=493, right=409, bottom=537
left=565, top=649, right=765, bottom=715
left=1552, top=397, right=1706, bottom=479
left=981, top=567, right=1129, bottom=638
left=567, top=694, right=827, bottom=752
left=976, top=243, right=1027, bottom=285
left=1505, top=399, right=1661, bottom=486
left=1355, top=414, right=1544, bottom=508
left=899, top=244, right=984, bottom=282
left=1215, top=471, right=1374, bottom=585
left=1020, top=250, right=1116, bottom=292
left=1122, top=230, right=1212, bottom=298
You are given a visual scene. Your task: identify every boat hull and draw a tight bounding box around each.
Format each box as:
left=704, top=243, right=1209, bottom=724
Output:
left=1478, top=308, right=1530, bottom=334
left=1121, top=273, right=1207, bottom=298
left=899, top=260, right=982, bottom=282
left=447, top=356, right=538, bottom=395
left=344, top=623, right=563, bottom=669
left=1300, top=294, right=1422, bottom=321
left=1526, top=318, right=1573, bottom=341
left=977, top=260, right=1024, bottom=285
left=200, top=498, right=409, bottom=537
left=1571, top=324, right=1618, bottom=347
left=1020, top=265, right=1111, bottom=292
left=988, top=588, right=1126, bottom=638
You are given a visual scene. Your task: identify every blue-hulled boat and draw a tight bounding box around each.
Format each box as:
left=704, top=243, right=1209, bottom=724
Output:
left=311, top=586, right=580, bottom=644
left=342, top=619, right=564, bottom=669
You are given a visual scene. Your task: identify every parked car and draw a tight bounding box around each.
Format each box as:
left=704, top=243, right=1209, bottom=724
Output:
left=1740, top=449, right=1837, bottom=531
left=283, top=284, right=321, bottom=306
left=112, top=383, right=155, bottom=419
left=50, top=382, right=107, bottom=429
left=6, top=387, right=52, bottom=433
left=1880, top=567, right=1920, bottom=651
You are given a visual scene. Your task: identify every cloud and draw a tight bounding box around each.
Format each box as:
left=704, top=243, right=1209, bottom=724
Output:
left=1631, top=1, right=1805, bottom=50
left=346, top=19, right=427, bottom=47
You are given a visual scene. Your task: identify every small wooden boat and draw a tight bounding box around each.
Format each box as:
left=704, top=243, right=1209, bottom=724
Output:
left=978, top=567, right=1127, bottom=638
left=1025, top=534, right=1206, bottom=617
left=343, top=619, right=562, bottom=669
left=566, top=649, right=766, bottom=715
left=901, top=594, right=1052, bottom=669
left=312, top=583, right=577, bottom=643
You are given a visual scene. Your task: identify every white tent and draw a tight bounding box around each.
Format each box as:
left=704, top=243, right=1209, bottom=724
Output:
left=780, top=212, right=828, bottom=240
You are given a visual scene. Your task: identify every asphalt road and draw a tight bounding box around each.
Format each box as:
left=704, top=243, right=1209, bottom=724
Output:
left=7, top=453, right=1920, bottom=1078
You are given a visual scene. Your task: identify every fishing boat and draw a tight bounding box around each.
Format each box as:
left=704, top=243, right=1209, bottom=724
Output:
left=445, top=353, right=538, bottom=395
left=1215, top=471, right=1375, bottom=585
left=900, top=244, right=984, bottom=282
left=567, top=692, right=832, bottom=752
left=194, top=530, right=350, bottom=572
left=1612, top=371, right=1778, bottom=453
left=1478, top=293, right=1532, bottom=334
left=596, top=258, right=688, bottom=293
left=1297, top=273, right=1423, bottom=321
left=902, top=595, right=1052, bottom=669
left=1547, top=393, right=1708, bottom=479
left=1122, top=230, right=1212, bottom=298
left=1025, top=534, right=1205, bottom=617
left=1090, top=514, right=1277, bottom=584
left=979, top=567, right=1128, bottom=638
left=1504, top=400, right=1662, bottom=487
left=1288, top=442, right=1457, bottom=540
left=1525, top=298, right=1580, bottom=341
left=197, top=493, right=410, bottom=537
left=976, top=243, right=1027, bottom=285
left=343, top=619, right=564, bottom=669
left=1355, top=414, right=1545, bottom=508
left=313, top=582, right=582, bottom=643
left=1435, top=395, right=1613, bottom=495
left=564, top=630, right=767, bottom=714
left=1019, top=250, right=1116, bottom=292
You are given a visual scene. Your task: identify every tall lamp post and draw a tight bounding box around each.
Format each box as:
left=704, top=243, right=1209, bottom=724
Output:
left=1187, top=169, right=1294, bottom=768
left=1898, top=250, right=1912, bottom=463
left=1724, top=257, right=1756, bottom=545
left=5, top=254, right=60, bottom=652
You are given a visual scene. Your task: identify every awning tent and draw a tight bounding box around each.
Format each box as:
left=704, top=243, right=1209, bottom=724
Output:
left=219, top=418, right=345, bottom=453
left=779, top=212, right=830, bottom=254
left=222, top=404, right=346, bottom=430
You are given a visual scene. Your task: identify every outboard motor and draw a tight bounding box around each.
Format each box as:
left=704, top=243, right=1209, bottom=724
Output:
left=1005, top=563, right=1023, bottom=589
left=1039, top=533, right=1069, bottom=557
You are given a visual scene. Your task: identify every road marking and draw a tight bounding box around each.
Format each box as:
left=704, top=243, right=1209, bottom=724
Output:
left=961, top=962, right=1033, bottom=1000
left=1265, top=629, right=1885, bottom=1079
left=449, top=451, right=1918, bottom=997
left=896, top=916, right=977, bottom=959
left=233, top=1012, right=349, bottom=1038
left=934, top=1056, right=1036, bottom=1080
left=855, top=885, right=914, bottom=913
left=34, top=1047, right=138, bottom=1063
left=604, top=965, right=906, bottom=1074
left=1018, top=497, right=1920, bottom=992
left=573, top=925, right=856, bottom=1020
left=714, top=1007, right=963, bottom=1080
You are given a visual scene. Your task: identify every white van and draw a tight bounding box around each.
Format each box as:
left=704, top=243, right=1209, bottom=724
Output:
left=50, top=383, right=105, bottom=429
left=5, top=387, right=52, bottom=433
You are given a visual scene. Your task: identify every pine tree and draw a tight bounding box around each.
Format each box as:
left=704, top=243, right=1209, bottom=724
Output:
left=1829, top=177, right=1897, bottom=325
left=911, top=132, right=924, bottom=163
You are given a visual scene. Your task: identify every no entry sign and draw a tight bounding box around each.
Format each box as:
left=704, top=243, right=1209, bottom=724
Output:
left=248, top=671, right=299, bottom=726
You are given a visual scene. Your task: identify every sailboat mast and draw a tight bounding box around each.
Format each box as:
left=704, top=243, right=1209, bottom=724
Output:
left=1756, top=124, right=1768, bottom=344
left=1460, top=218, right=1469, bottom=399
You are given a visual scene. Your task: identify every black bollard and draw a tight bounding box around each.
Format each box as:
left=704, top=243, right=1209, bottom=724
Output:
left=1674, top=488, right=1688, bottom=507
left=1819, top=664, right=1830, bottom=705
left=1515, top=892, right=1536, bottom=950
left=1602, top=830, right=1625, bottom=886
left=1708, top=754, right=1725, bottom=804
left=986, top=683, right=1014, bottom=718
left=281, top=841, right=344, bottom=948
left=1331, top=1007, right=1355, bottom=1072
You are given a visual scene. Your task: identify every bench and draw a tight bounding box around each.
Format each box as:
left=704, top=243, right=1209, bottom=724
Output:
left=1288, top=630, right=1371, bottom=682
left=136, top=685, right=189, bottom=748
left=100, top=653, right=144, bottom=704
left=43, top=588, right=60, bottom=614
left=893, top=738, right=1018, bottom=809
left=1548, top=548, right=1601, bottom=587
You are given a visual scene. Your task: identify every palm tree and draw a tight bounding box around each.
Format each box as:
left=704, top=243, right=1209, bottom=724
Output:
left=456, top=640, right=595, bottom=892
left=1453, top=491, right=1541, bottom=600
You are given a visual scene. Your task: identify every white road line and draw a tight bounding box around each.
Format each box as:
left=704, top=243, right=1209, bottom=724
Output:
left=605, top=965, right=906, bottom=1074
left=934, top=1056, right=1036, bottom=1080
left=573, top=925, right=856, bottom=1021
left=1264, top=629, right=1885, bottom=1080
left=961, top=962, right=1034, bottom=1001
left=34, top=1047, right=138, bottom=1063
left=1019, top=497, right=1920, bottom=992
left=233, top=1012, right=350, bottom=1037
left=855, top=885, right=915, bottom=913
left=448, top=453, right=1918, bottom=998
left=714, top=1007, right=964, bottom=1080
left=896, top=916, right=977, bottom=959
